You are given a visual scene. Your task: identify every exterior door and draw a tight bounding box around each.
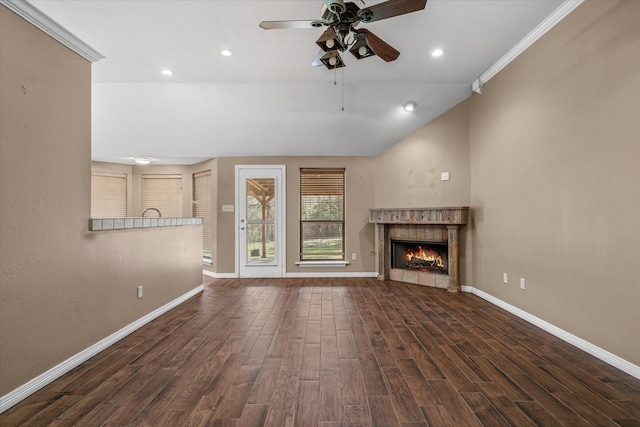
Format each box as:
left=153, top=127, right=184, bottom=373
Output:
left=236, top=166, right=285, bottom=278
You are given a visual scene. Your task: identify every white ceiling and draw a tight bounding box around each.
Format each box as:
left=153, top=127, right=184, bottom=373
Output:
left=28, top=0, right=567, bottom=165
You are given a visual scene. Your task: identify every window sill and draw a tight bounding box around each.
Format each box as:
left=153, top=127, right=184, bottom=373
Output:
left=295, top=261, right=350, bottom=268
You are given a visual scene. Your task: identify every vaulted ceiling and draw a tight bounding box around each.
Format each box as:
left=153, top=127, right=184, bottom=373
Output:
left=27, top=0, right=570, bottom=165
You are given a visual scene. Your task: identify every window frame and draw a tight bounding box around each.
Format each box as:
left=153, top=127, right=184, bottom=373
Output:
left=299, top=168, right=345, bottom=261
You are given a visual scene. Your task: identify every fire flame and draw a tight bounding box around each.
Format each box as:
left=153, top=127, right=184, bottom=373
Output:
left=405, top=246, right=445, bottom=268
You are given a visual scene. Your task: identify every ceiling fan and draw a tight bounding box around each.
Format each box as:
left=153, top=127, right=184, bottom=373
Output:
left=259, top=0, right=428, bottom=69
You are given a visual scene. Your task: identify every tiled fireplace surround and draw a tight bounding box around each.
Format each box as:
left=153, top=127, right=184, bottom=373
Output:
left=369, top=207, right=469, bottom=293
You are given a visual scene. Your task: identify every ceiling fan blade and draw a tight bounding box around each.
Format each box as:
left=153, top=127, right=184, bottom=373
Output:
left=358, top=29, right=400, bottom=62
left=259, top=20, right=325, bottom=29
left=358, top=0, right=427, bottom=23
left=311, top=49, right=325, bottom=67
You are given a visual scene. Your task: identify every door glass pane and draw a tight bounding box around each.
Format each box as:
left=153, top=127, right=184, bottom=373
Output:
left=246, top=178, right=276, bottom=264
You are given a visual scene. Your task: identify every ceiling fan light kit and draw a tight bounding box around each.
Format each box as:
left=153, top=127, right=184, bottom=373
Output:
left=349, top=32, right=376, bottom=60
left=320, top=50, right=345, bottom=69
left=260, top=0, right=427, bottom=70
left=316, top=26, right=346, bottom=52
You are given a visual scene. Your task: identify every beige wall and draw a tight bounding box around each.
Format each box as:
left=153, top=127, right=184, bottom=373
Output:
left=0, top=7, right=203, bottom=397
left=367, top=0, right=639, bottom=365
left=468, top=0, right=640, bottom=365
left=374, top=100, right=471, bottom=209
left=213, top=157, right=376, bottom=274
left=374, top=100, right=473, bottom=284
left=3, top=0, right=637, bottom=401
left=118, top=157, right=376, bottom=275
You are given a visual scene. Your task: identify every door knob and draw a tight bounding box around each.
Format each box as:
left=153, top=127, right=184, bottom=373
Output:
left=240, top=227, right=245, bottom=230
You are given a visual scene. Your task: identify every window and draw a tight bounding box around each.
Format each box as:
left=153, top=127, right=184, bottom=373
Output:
left=141, top=174, right=182, bottom=217
left=193, top=171, right=213, bottom=264
left=91, top=172, right=127, bottom=217
left=300, top=168, right=345, bottom=260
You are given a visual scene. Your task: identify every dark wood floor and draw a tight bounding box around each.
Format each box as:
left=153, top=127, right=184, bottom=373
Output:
left=2, top=277, right=639, bottom=426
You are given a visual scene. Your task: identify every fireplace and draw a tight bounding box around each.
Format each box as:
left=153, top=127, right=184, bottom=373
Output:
left=369, top=207, right=468, bottom=293
left=392, top=240, right=448, bottom=274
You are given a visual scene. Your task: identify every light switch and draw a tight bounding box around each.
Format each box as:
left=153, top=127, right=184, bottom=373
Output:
left=222, top=205, right=234, bottom=212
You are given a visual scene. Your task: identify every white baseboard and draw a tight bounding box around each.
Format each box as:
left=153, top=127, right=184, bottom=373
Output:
left=285, top=272, right=377, bottom=279
left=0, top=285, right=205, bottom=414
left=203, top=270, right=236, bottom=278
left=203, top=269, right=377, bottom=279
left=461, top=285, right=640, bottom=380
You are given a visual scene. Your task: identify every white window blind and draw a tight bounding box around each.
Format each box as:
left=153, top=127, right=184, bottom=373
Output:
left=193, top=171, right=213, bottom=262
left=91, top=172, right=127, bottom=218
left=142, top=174, right=183, bottom=217
left=300, top=168, right=345, bottom=260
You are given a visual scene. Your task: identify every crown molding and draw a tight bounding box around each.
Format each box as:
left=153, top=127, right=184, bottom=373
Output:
left=0, top=0, right=104, bottom=62
left=472, top=0, right=584, bottom=94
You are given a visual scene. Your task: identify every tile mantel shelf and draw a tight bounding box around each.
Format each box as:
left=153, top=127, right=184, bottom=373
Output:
left=369, top=207, right=469, bottom=293
left=90, top=217, right=203, bottom=231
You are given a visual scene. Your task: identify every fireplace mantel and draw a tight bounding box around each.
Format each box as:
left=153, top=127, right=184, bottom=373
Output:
left=369, top=207, right=468, bottom=225
left=369, top=207, right=469, bottom=292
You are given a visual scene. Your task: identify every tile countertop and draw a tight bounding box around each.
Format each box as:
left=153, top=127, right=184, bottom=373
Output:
left=90, top=217, right=203, bottom=231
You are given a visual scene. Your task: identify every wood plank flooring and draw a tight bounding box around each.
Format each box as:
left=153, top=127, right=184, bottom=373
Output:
left=2, top=277, right=639, bottom=426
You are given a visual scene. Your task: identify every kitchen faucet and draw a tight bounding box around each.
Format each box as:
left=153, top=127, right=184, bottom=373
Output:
left=141, top=207, right=161, bottom=217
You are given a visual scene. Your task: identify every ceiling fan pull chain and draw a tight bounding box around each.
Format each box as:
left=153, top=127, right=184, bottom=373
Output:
left=341, top=67, right=345, bottom=111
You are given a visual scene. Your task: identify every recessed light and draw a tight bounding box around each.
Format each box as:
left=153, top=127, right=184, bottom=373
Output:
left=161, top=69, right=173, bottom=76
left=134, top=157, right=151, bottom=165
left=403, top=101, right=417, bottom=112
left=431, top=48, right=445, bottom=57
left=221, top=49, right=232, bottom=57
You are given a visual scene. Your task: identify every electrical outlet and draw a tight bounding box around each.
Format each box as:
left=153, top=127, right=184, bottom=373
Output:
left=520, top=278, right=525, bottom=290
left=503, top=273, right=508, bottom=284
left=351, top=253, right=357, bottom=261
left=440, top=171, right=450, bottom=181
left=137, top=286, right=143, bottom=299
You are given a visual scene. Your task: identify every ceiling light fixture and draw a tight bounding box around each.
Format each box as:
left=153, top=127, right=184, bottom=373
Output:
left=161, top=69, right=173, bottom=76
left=403, top=101, right=417, bottom=112
left=349, top=31, right=376, bottom=60
left=431, top=48, right=445, bottom=57
left=134, top=157, right=151, bottom=165
left=221, top=49, right=232, bottom=56
left=316, top=26, right=346, bottom=53
left=320, top=50, right=345, bottom=69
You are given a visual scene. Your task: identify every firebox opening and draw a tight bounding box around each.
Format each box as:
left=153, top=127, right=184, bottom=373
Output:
left=391, top=240, right=448, bottom=274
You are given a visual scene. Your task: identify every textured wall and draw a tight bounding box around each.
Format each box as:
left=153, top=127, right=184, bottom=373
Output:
left=0, top=7, right=203, bottom=396
left=374, top=100, right=471, bottom=209
left=368, top=0, right=639, bottom=366
left=213, top=157, right=377, bottom=275
left=374, top=100, right=473, bottom=284
left=468, top=0, right=640, bottom=365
